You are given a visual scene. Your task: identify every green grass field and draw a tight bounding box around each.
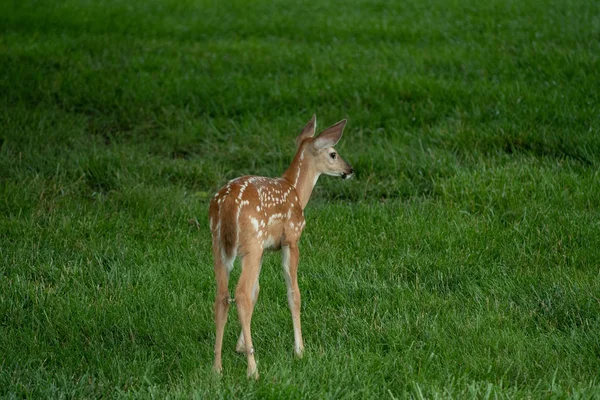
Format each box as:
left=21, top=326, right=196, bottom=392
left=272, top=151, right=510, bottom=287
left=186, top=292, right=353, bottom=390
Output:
left=2, top=0, right=600, bottom=397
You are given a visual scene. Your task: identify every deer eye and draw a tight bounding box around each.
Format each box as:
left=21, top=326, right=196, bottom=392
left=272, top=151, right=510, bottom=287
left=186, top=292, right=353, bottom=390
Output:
left=330, top=152, right=337, bottom=160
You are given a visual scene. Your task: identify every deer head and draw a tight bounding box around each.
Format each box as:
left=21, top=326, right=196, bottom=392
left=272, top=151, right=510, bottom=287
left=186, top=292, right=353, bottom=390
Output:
left=295, top=115, right=355, bottom=180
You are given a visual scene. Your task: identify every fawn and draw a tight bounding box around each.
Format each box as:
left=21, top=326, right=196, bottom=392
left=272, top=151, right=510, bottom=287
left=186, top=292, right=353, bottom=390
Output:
left=209, top=115, right=354, bottom=378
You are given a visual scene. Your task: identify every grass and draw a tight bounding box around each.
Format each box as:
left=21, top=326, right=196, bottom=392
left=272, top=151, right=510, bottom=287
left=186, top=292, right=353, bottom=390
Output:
left=1, top=0, right=600, bottom=397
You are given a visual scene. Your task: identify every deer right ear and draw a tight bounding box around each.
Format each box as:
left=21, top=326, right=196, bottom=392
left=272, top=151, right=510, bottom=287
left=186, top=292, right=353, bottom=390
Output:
left=313, top=119, right=346, bottom=150
left=295, top=114, right=317, bottom=148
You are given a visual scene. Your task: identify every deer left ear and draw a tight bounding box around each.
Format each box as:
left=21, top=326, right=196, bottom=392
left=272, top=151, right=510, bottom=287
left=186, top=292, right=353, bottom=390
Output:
left=296, top=114, right=317, bottom=148
left=313, top=119, right=347, bottom=150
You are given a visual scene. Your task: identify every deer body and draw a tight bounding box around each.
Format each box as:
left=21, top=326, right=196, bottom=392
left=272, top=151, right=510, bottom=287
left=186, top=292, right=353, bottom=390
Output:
left=209, top=115, right=353, bottom=378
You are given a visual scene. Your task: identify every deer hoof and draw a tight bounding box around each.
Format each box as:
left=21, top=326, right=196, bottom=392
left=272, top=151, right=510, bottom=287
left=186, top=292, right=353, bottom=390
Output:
left=247, top=367, right=259, bottom=380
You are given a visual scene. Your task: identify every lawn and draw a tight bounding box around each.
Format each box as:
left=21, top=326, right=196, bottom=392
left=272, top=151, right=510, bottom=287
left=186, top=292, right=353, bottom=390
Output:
left=1, top=0, right=599, bottom=398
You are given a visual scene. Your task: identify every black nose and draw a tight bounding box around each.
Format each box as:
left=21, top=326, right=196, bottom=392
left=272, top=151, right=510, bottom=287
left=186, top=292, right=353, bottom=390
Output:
left=342, top=167, right=354, bottom=180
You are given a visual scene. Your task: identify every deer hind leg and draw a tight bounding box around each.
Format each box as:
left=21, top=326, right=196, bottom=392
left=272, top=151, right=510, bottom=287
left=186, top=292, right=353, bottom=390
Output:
left=213, top=251, right=234, bottom=374
left=235, top=250, right=263, bottom=379
left=236, top=256, right=262, bottom=353
left=282, top=244, right=304, bottom=357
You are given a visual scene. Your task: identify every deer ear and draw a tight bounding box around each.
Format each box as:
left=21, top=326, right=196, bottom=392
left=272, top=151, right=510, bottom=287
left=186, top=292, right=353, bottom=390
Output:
left=313, top=119, right=347, bottom=150
left=295, top=114, right=317, bottom=148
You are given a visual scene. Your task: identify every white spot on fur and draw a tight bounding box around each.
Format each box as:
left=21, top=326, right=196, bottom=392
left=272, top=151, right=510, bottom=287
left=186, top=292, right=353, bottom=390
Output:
left=293, top=160, right=302, bottom=187
left=268, top=212, right=286, bottom=226
left=250, top=217, right=260, bottom=232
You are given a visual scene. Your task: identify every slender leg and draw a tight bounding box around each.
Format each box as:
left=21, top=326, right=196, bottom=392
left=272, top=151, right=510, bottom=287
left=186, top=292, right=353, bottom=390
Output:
left=237, top=257, right=262, bottom=353
left=282, top=244, right=304, bottom=357
left=213, top=253, right=234, bottom=374
left=236, top=278, right=260, bottom=353
left=235, top=250, right=263, bottom=379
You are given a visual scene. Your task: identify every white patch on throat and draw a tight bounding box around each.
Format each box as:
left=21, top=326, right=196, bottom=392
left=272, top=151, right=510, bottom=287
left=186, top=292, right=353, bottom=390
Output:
left=312, top=174, right=320, bottom=189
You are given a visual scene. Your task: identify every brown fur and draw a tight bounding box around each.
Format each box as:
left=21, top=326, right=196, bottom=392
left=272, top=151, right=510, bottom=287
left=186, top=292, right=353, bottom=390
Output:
left=209, top=115, right=353, bottom=378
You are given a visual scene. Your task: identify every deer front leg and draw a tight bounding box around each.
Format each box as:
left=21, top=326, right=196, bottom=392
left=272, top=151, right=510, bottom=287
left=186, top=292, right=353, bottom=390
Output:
left=282, top=244, right=304, bottom=357
left=235, top=251, right=262, bottom=379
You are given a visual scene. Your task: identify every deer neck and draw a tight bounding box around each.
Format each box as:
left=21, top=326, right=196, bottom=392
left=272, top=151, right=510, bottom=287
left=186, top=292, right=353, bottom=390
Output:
left=282, top=148, right=320, bottom=210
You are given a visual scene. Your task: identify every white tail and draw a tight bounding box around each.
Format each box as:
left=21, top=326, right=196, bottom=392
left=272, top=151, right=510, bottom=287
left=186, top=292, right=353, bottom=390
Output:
left=209, top=115, right=354, bottom=378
